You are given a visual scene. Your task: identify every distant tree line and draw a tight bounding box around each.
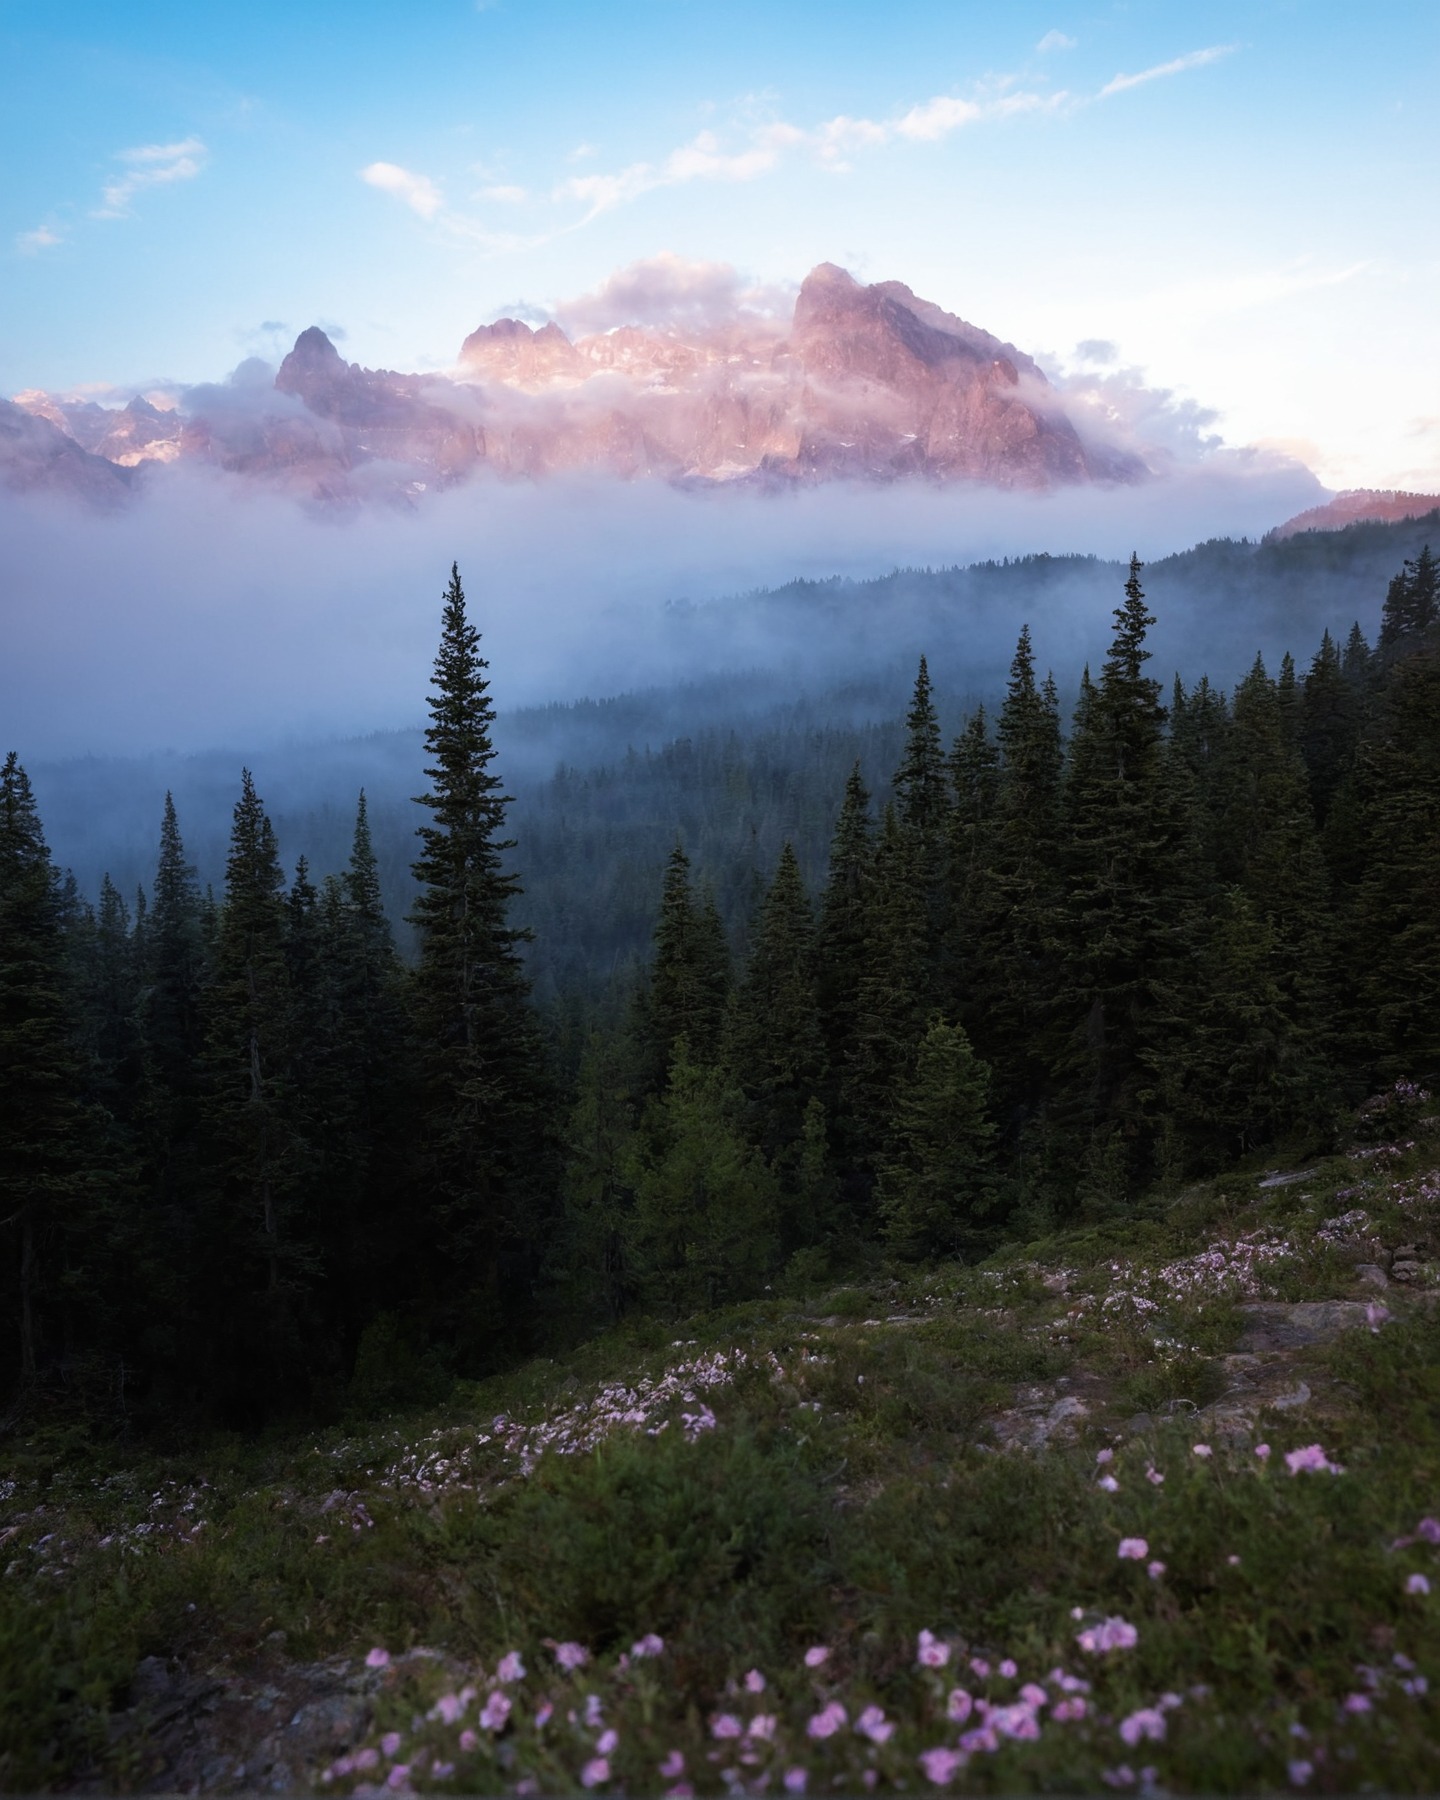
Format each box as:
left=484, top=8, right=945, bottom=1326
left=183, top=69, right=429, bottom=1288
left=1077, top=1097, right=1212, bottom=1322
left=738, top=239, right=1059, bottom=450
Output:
left=2, top=546, right=1438, bottom=1424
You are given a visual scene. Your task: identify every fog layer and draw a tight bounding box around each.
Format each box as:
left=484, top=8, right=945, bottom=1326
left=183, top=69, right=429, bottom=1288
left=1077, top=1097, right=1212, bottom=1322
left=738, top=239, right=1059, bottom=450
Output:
left=2, top=459, right=1322, bottom=761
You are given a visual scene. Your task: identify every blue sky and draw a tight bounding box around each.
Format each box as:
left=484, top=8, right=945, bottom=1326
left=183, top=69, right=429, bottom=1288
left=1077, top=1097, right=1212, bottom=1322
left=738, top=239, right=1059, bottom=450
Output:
left=5, top=0, right=1438, bottom=489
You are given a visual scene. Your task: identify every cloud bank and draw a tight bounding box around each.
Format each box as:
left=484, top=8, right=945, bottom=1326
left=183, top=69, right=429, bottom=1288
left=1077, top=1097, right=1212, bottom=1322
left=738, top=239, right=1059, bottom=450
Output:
left=552, top=253, right=793, bottom=336
left=1, top=456, right=1323, bottom=763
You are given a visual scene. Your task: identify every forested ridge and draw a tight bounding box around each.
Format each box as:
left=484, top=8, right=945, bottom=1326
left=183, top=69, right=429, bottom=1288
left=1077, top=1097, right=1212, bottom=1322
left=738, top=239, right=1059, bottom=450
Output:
left=4, top=540, right=1440, bottom=1428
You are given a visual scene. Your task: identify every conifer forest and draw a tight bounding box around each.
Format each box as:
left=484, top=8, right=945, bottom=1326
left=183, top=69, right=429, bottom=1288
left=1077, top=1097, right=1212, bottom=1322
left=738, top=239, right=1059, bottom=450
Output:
left=6, top=527, right=1440, bottom=1794
left=7, top=541, right=1439, bottom=1421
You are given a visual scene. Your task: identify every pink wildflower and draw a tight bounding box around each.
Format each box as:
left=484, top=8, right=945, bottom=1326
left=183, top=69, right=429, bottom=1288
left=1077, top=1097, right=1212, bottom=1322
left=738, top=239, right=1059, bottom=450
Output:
left=554, top=1640, right=590, bottom=1671
left=1417, top=1517, right=1440, bottom=1543
left=1077, top=1616, right=1139, bottom=1654
left=1118, top=1537, right=1149, bottom=1560
left=580, top=1757, right=609, bottom=1787
left=744, top=1669, right=767, bottom=1693
left=856, top=1705, right=894, bottom=1744
left=969, top=1656, right=990, bottom=1678
left=365, top=1648, right=391, bottom=1670
left=946, top=1687, right=973, bottom=1723
left=458, top=1731, right=478, bottom=1753
left=534, top=1700, right=553, bottom=1727
left=659, top=1751, right=686, bottom=1779
left=1286, top=1444, right=1343, bottom=1476
left=386, top=1765, right=410, bottom=1790
left=596, top=1730, right=618, bottom=1756
left=353, top=1749, right=379, bottom=1771
left=431, top=1765, right=454, bottom=1782
left=1098, top=1474, right=1120, bottom=1493
left=783, top=1769, right=808, bottom=1794
left=1147, top=1560, right=1166, bottom=1580
left=998, top=1658, right=1018, bottom=1679
left=917, top=1628, right=950, bottom=1668
left=1255, top=1444, right=1271, bottom=1462
left=1096, top=1448, right=1115, bottom=1465
left=1021, top=1682, right=1048, bottom=1708
left=959, top=1725, right=999, bottom=1754
left=918, top=1747, right=965, bottom=1786
left=1193, top=1443, right=1213, bottom=1459
left=748, top=1715, right=777, bottom=1742
left=429, top=1694, right=463, bottom=1725
left=1053, top=1697, right=1088, bottom=1722
left=632, top=1633, right=664, bottom=1659
left=1101, top=1766, right=1136, bottom=1789
left=1367, top=1301, right=1391, bottom=1331
left=1288, top=1760, right=1314, bottom=1787
left=1227, top=1554, right=1242, bottom=1567
left=711, top=1714, right=744, bottom=1740
left=381, top=1733, right=403, bottom=1759
left=807, top=1701, right=847, bottom=1739
left=990, top=1703, right=1041, bottom=1741
left=1343, top=1693, right=1372, bottom=1714
left=804, top=1644, right=830, bottom=1668
left=478, top=1692, right=511, bottom=1732
left=496, top=1651, right=526, bottom=1682
left=1407, top=1572, right=1432, bottom=1595
left=1120, top=1708, right=1166, bottom=1746
left=1146, top=1466, right=1165, bottom=1486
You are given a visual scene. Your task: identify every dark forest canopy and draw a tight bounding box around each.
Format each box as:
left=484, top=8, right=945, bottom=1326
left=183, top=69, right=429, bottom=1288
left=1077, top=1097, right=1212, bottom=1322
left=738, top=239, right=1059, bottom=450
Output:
left=4, top=528, right=1440, bottom=1427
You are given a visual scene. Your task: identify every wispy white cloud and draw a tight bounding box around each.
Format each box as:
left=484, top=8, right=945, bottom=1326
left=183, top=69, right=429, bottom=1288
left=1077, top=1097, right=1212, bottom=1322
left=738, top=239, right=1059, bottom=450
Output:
left=1037, top=30, right=1077, bottom=53
left=93, top=137, right=207, bottom=219
left=360, top=160, right=555, bottom=254
left=363, top=43, right=1239, bottom=245
left=895, top=88, right=1058, bottom=140
left=360, top=160, right=444, bottom=219
left=16, top=225, right=64, bottom=254
left=1099, top=44, right=1235, bottom=99
left=555, top=85, right=1065, bottom=219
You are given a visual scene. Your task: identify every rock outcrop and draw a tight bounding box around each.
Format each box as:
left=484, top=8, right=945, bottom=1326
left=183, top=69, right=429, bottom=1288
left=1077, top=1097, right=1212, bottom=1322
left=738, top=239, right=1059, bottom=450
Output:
left=7, top=264, right=1148, bottom=506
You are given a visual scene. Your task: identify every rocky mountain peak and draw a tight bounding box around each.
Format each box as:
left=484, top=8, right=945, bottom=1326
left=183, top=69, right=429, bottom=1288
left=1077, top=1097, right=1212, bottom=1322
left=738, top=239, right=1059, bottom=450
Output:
left=275, top=328, right=347, bottom=398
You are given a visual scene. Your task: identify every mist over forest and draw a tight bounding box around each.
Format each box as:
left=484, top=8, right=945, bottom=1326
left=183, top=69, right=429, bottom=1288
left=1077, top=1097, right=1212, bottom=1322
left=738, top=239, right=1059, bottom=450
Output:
left=3, top=453, right=1326, bottom=759
left=24, top=505, right=1440, bottom=1010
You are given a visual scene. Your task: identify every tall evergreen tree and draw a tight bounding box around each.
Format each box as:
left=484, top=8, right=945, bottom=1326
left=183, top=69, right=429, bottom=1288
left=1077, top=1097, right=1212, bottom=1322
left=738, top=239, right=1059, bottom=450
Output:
left=1351, top=638, right=1440, bottom=1077
left=622, top=1044, right=780, bottom=1312
left=816, top=763, right=873, bottom=1081
left=893, top=655, right=948, bottom=841
left=1299, top=631, right=1357, bottom=828
left=842, top=805, right=932, bottom=1188
left=1055, top=558, right=1195, bottom=1202
left=631, top=843, right=730, bottom=1091
left=1380, top=545, right=1439, bottom=650
left=0, top=755, right=112, bottom=1397
left=722, top=841, right=826, bottom=1178
left=876, top=1015, right=996, bottom=1261
left=145, top=791, right=206, bottom=1092
left=197, top=770, right=314, bottom=1410
left=408, top=564, right=553, bottom=1358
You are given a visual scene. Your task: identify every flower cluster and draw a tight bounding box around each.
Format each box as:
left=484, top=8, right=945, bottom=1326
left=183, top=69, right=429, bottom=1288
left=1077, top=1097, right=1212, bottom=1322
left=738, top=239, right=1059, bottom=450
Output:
left=1086, top=1232, right=1298, bottom=1339
left=374, top=1347, right=778, bottom=1501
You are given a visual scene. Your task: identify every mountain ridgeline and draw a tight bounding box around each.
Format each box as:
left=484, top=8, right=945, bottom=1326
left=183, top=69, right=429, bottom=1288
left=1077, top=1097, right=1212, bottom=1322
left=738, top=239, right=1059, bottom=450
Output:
left=6, top=262, right=1143, bottom=509
left=4, top=531, right=1440, bottom=1425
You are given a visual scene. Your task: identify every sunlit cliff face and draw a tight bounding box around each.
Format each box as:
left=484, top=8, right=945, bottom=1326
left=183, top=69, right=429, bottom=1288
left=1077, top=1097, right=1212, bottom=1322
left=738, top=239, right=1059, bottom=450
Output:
left=7, top=264, right=1150, bottom=510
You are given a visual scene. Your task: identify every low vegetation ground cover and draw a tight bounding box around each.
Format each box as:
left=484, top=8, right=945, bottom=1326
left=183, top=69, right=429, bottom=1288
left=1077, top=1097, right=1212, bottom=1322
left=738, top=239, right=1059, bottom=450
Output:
left=3, top=1108, right=1439, bottom=1794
